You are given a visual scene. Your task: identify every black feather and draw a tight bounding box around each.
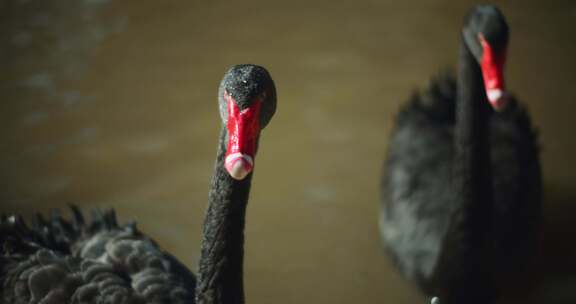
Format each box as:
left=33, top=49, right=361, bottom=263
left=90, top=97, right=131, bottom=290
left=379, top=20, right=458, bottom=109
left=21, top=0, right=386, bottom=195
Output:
left=1, top=206, right=196, bottom=304
left=380, top=72, right=541, bottom=300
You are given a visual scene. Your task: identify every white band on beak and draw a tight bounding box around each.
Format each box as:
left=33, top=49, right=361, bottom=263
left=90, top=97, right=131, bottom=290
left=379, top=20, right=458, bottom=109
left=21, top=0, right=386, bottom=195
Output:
left=487, top=88, right=503, bottom=103
left=225, top=153, right=254, bottom=180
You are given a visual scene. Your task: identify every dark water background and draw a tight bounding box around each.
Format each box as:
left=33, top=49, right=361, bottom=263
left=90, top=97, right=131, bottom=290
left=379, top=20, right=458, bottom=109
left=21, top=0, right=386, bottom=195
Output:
left=1, top=0, right=576, bottom=302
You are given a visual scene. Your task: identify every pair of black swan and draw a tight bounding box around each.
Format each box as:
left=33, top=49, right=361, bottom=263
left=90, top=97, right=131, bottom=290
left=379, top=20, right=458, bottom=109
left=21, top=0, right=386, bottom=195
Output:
left=0, top=64, right=276, bottom=304
left=1, top=5, right=542, bottom=304
left=380, top=5, right=541, bottom=304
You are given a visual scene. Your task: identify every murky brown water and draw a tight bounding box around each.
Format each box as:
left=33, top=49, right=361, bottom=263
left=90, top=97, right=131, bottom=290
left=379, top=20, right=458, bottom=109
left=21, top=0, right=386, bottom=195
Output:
left=2, top=0, right=576, bottom=303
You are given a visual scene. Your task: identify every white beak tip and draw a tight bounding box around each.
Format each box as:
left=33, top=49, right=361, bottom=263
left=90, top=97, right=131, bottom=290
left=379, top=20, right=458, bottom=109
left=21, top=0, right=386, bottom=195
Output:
left=225, top=153, right=254, bottom=180
left=227, top=161, right=251, bottom=180
left=487, top=88, right=508, bottom=111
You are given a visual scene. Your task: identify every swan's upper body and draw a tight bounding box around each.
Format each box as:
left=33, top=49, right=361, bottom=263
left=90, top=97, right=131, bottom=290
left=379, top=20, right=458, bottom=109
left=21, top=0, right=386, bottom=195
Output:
left=1, top=64, right=277, bottom=304
left=379, top=5, right=541, bottom=303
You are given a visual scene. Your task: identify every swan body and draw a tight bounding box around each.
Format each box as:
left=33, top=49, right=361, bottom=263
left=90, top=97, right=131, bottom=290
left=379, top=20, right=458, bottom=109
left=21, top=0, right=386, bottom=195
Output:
left=380, top=74, right=541, bottom=287
left=1, top=209, right=196, bottom=303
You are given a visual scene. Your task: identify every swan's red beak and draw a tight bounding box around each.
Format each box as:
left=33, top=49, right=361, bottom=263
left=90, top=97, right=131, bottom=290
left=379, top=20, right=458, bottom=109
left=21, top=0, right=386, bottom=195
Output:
left=479, top=34, right=507, bottom=111
left=224, top=91, right=261, bottom=180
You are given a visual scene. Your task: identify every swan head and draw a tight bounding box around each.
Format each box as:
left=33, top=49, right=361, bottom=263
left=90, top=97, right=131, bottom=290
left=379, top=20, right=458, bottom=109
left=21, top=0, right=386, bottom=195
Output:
left=463, top=5, right=510, bottom=111
left=218, top=64, right=276, bottom=180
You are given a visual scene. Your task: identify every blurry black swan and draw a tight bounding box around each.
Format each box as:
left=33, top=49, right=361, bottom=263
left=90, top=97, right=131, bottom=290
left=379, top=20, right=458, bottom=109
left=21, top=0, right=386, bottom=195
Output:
left=379, top=5, right=541, bottom=304
left=0, top=64, right=277, bottom=304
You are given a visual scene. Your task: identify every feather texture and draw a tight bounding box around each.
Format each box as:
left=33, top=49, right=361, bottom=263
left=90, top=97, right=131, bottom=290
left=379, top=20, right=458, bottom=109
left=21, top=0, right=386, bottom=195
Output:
left=380, top=73, right=541, bottom=295
left=1, top=207, right=196, bottom=304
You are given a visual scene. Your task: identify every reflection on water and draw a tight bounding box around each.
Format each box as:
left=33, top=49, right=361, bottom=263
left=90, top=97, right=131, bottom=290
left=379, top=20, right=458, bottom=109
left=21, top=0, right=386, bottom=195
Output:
left=1, top=0, right=576, bottom=303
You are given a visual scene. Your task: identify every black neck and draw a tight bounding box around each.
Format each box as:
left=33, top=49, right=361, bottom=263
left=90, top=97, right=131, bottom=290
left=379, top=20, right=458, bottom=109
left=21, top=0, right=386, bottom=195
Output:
left=453, top=35, right=493, bottom=210
left=196, top=128, right=252, bottom=304
left=437, top=36, right=496, bottom=303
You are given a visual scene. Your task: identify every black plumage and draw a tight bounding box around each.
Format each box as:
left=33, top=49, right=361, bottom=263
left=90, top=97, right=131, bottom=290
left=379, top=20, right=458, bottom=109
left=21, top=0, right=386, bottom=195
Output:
left=1, top=64, right=277, bottom=304
left=379, top=5, right=541, bottom=304
left=1, top=208, right=196, bottom=304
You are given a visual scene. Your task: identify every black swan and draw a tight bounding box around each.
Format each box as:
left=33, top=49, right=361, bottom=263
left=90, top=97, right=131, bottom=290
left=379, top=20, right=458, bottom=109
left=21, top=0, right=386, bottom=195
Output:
left=0, top=64, right=277, bottom=304
left=379, top=5, right=541, bottom=303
